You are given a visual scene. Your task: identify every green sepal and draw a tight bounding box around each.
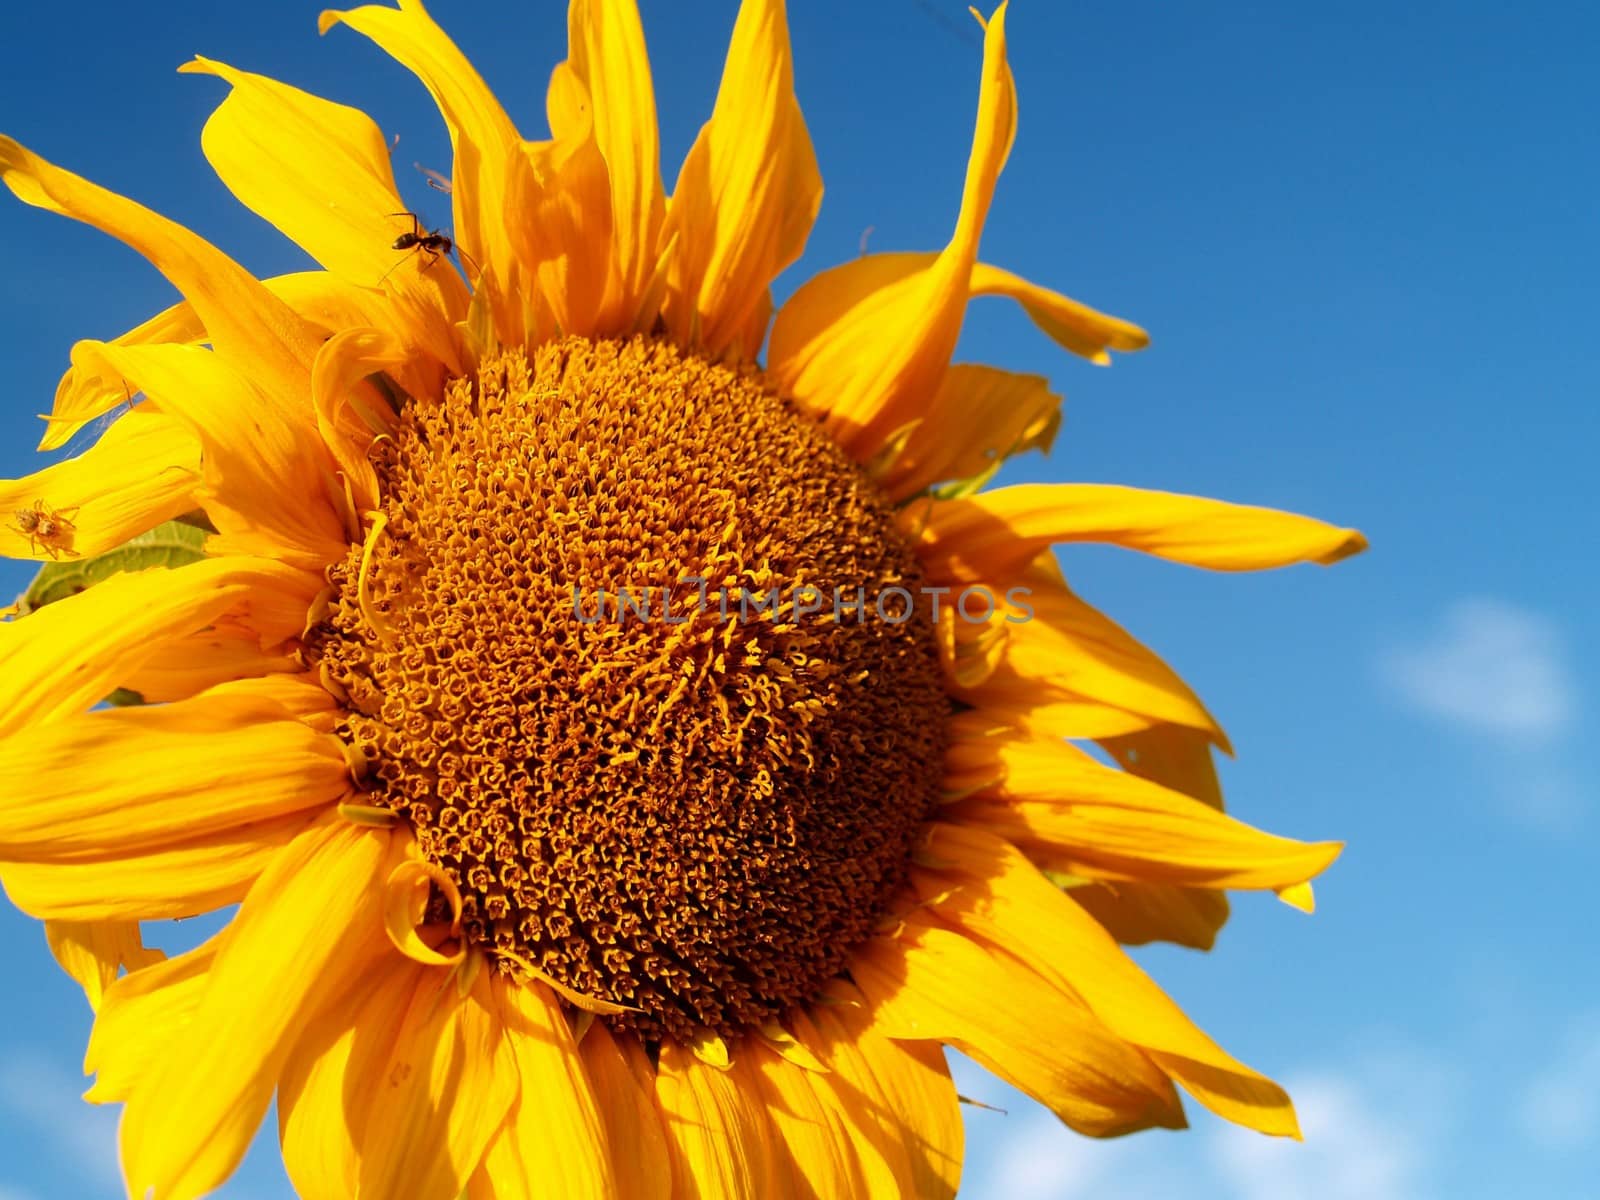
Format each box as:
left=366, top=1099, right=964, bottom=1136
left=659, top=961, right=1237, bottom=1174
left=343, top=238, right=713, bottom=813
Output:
left=928, top=457, right=1003, bottom=502
left=1041, top=867, right=1091, bottom=891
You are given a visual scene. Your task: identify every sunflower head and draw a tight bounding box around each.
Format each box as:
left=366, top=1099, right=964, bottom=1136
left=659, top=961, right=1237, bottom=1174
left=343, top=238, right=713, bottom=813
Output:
left=0, top=2, right=1365, bottom=1198
left=310, top=336, right=948, bottom=1042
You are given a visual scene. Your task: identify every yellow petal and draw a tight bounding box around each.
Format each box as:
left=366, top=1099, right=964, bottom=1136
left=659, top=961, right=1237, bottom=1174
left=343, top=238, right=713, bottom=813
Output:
left=1276, top=880, right=1317, bottom=913
left=120, top=627, right=298, bottom=706
left=953, top=673, right=1159, bottom=742
left=883, top=364, right=1061, bottom=500
left=120, top=817, right=393, bottom=1200
left=656, top=1040, right=783, bottom=1199
left=512, top=95, right=615, bottom=339
left=43, top=919, right=164, bottom=1012
left=85, top=934, right=222, bottom=1104
left=469, top=979, right=617, bottom=1199
left=0, top=135, right=320, bottom=407
left=279, top=949, right=515, bottom=1200
left=578, top=1023, right=670, bottom=1200
left=768, top=4, right=1014, bottom=454
left=0, top=407, right=199, bottom=562
left=70, top=339, right=347, bottom=568
left=911, top=483, right=1368, bottom=582
left=969, top=261, right=1150, bottom=364
left=663, top=0, right=821, bottom=359
left=802, top=1000, right=963, bottom=1200
left=320, top=1, right=530, bottom=344
left=356, top=963, right=516, bottom=1199
left=179, top=56, right=469, bottom=339
left=748, top=1039, right=866, bottom=1197
left=42, top=266, right=453, bottom=452
left=920, top=822, right=1301, bottom=1136
left=959, top=553, right=1227, bottom=746
left=756, top=1021, right=829, bottom=1073
left=0, top=555, right=313, bottom=738
left=1072, top=883, right=1232, bottom=953
left=1102, top=721, right=1226, bottom=799
left=770, top=250, right=1144, bottom=466
left=209, top=672, right=341, bottom=729
left=0, top=814, right=313, bottom=922
left=278, top=951, right=416, bottom=1200
left=951, top=735, right=1342, bottom=892
left=852, top=917, right=1186, bottom=1137
left=41, top=303, right=204, bottom=452
left=0, top=689, right=348, bottom=861
left=565, top=0, right=666, bottom=330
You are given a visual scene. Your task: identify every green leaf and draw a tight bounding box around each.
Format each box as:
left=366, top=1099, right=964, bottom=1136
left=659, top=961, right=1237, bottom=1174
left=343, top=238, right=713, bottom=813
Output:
left=11, top=518, right=209, bottom=618
left=6, top=519, right=211, bottom=709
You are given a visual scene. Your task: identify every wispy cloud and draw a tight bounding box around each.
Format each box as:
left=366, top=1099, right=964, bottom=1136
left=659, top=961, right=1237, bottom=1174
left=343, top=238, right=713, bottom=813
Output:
left=1209, top=1071, right=1433, bottom=1200
left=1378, top=598, right=1577, bottom=742
left=949, top=1052, right=1177, bottom=1200
left=951, top=1049, right=1450, bottom=1200
left=1378, top=598, right=1586, bottom=829
left=0, top=1051, right=121, bottom=1195
left=1517, top=1014, right=1600, bottom=1151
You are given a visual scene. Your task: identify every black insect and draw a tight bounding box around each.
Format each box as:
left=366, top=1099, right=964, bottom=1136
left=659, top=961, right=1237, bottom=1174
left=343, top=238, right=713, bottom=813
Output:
left=391, top=210, right=452, bottom=259
left=378, top=211, right=455, bottom=286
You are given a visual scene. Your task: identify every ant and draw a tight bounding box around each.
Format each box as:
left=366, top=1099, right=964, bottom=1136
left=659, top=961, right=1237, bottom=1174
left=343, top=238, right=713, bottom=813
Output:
left=377, top=211, right=461, bottom=287
left=14, top=499, right=80, bottom=560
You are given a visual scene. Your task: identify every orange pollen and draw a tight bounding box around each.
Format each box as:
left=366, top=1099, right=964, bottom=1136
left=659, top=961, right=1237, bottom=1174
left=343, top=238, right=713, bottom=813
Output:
left=307, top=337, right=948, bottom=1042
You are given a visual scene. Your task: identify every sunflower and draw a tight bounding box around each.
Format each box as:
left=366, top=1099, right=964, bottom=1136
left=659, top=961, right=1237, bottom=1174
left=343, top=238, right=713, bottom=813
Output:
left=0, top=2, right=1364, bottom=1197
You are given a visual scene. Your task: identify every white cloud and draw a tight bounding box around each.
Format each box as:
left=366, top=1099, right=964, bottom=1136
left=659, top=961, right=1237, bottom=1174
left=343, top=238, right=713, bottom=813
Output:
left=985, top=1113, right=1113, bottom=1200
left=0, top=1052, right=122, bottom=1193
left=1517, top=1014, right=1600, bottom=1150
left=955, top=1047, right=1455, bottom=1200
left=950, top=1052, right=1174, bottom=1200
left=1378, top=598, right=1577, bottom=742
left=1210, top=1073, right=1427, bottom=1200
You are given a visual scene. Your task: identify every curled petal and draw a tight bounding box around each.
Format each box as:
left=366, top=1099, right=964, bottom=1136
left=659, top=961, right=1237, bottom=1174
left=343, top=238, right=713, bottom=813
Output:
left=383, top=858, right=465, bottom=966
left=70, top=340, right=347, bottom=568
left=768, top=5, right=1014, bottom=455
left=180, top=54, right=469, bottom=343
left=0, top=135, right=321, bottom=403
left=0, top=407, right=200, bottom=562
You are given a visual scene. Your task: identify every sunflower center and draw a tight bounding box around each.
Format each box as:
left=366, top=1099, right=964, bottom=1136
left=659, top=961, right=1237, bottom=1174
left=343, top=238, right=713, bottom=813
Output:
left=308, top=337, right=947, bottom=1041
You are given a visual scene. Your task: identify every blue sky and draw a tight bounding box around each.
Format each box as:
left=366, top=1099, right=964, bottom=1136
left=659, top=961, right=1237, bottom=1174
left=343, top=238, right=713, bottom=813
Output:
left=1, top=1, right=1595, bottom=1197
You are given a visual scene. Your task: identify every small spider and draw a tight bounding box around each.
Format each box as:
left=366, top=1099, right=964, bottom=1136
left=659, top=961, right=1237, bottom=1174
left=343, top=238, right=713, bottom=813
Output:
left=14, top=499, right=81, bottom=559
